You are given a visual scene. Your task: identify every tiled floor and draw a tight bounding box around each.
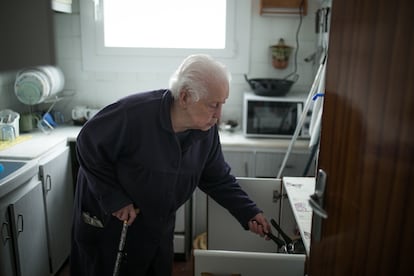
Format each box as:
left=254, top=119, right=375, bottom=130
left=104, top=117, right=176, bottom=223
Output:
left=56, top=255, right=193, bottom=276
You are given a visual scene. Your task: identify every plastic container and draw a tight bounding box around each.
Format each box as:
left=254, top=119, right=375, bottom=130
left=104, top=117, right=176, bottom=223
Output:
left=0, top=109, right=20, bottom=138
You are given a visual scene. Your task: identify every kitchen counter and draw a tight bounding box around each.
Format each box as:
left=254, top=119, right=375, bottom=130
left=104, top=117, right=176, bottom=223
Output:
left=219, top=130, right=310, bottom=150
left=283, top=177, right=315, bottom=256
left=0, top=125, right=82, bottom=159
left=0, top=125, right=310, bottom=160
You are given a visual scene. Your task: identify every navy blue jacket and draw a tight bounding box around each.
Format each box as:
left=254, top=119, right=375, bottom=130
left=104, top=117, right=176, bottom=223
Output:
left=71, top=90, right=261, bottom=275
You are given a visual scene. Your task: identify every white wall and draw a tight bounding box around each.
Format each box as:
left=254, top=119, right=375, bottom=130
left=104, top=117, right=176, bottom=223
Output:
left=0, top=0, right=320, bottom=124
left=0, top=72, right=23, bottom=112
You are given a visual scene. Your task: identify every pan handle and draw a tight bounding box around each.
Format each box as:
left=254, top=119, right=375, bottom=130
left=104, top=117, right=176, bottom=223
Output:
left=265, top=231, right=286, bottom=248
left=243, top=74, right=252, bottom=88
left=282, top=72, right=299, bottom=82
left=270, top=218, right=293, bottom=244
left=244, top=74, right=264, bottom=90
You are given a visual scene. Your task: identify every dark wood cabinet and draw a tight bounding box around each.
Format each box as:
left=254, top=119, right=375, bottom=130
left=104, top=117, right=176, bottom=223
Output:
left=260, top=0, right=307, bottom=15
left=0, top=0, right=56, bottom=72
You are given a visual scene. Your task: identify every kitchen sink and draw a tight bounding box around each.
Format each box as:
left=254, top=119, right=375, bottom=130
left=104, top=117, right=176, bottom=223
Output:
left=0, top=159, right=39, bottom=196
left=0, top=160, right=26, bottom=180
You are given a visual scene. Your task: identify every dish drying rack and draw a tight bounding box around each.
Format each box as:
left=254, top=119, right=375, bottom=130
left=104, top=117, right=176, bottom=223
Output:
left=37, top=90, right=75, bottom=133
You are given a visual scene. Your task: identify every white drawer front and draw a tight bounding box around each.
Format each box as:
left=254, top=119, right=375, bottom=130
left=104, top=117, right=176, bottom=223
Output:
left=194, top=249, right=305, bottom=276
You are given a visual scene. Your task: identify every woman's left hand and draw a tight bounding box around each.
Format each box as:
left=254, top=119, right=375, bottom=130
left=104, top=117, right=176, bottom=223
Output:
left=248, top=213, right=271, bottom=240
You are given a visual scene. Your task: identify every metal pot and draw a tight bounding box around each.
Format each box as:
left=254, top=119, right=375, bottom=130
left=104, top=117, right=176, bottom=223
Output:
left=244, top=74, right=298, bottom=97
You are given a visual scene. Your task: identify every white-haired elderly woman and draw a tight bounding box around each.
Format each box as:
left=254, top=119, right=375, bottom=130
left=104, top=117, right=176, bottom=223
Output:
left=70, top=54, right=271, bottom=276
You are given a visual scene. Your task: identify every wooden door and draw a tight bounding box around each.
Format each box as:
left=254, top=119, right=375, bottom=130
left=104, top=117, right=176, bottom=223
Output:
left=309, top=0, right=414, bottom=275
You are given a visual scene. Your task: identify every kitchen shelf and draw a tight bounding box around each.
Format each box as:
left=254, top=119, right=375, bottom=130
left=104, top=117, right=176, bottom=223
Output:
left=260, top=0, right=307, bottom=16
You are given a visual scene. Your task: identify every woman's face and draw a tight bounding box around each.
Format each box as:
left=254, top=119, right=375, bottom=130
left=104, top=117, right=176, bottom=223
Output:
left=183, top=81, right=229, bottom=131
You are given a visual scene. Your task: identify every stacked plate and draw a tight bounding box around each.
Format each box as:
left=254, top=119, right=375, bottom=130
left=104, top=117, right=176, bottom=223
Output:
left=14, top=66, right=65, bottom=105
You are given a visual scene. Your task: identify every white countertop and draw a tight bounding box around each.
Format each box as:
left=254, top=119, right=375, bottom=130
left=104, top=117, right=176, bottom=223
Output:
left=0, top=125, right=82, bottom=160
left=219, top=130, right=310, bottom=150
left=283, top=177, right=315, bottom=256
left=0, top=125, right=310, bottom=160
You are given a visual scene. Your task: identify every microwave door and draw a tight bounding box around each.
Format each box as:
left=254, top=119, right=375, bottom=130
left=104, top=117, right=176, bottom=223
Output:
left=243, top=96, right=307, bottom=138
left=279, top=105, right=297, bottom=134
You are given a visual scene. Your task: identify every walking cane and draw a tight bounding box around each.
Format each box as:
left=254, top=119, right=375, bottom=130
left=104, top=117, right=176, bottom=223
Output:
left=113, top=208, right=140, bottom=276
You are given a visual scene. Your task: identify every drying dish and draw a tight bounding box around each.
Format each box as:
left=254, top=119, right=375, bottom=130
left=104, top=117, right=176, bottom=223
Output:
left=14, top=66, right=65, bottom=105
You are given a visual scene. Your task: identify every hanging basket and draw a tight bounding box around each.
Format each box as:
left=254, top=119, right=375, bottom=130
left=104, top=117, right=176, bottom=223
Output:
left=270, top=38, right=293, bottom=69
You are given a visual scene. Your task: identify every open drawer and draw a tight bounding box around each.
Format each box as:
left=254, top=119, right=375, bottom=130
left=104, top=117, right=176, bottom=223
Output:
left=194, top=177, right=306, bottom=276
left=194, top=249, right=305, bottom=276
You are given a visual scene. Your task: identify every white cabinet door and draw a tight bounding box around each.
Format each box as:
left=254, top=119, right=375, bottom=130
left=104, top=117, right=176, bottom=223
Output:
left=254, top=152, right=282, bottom=178
left=194, top=249, right=305, bottom=276
left=208, top=177, right=281, bottom=253
left=39, top=146, right=74, bottom=274
left=222, top=150, right=255, bottom=177
left=0, top=206, right=16, bottom=276
left=255, top=151, right=313, bottom=178
left=9, top=181, right=50, bottom=276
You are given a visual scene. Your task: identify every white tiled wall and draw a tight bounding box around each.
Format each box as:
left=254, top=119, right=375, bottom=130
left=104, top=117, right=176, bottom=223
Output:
left=0, top=71, right=26, bottom=113
left=0, top=0, right=320, bottom=124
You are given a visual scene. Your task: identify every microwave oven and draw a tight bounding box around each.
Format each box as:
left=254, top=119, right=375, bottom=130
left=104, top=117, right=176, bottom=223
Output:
left=243, top=92, right=311, bottom=139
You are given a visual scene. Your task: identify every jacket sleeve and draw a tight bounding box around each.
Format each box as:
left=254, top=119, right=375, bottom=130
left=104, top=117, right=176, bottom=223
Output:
left=76, top=102, right=133, bottom=214
left=198, top=129, right=262, bottom=230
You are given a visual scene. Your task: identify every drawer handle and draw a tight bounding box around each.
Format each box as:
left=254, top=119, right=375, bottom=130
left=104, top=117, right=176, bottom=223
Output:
left=201, top=273, right=241, bottom=276
left=1, top=222, right=11, bottom=244
left=17, top=214, right=24, bottom=234
left=45, top=174, right=52, bottom=192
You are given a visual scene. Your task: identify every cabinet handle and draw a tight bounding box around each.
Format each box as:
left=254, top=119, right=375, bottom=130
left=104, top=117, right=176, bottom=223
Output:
left=309, top=169, right=328, bottom=242
left=17, top=214, right=24, bottom=234
left=201, top=273, right=241, bottom=276
left=45, top=174, right=52, bottom=192
left=244, top=161, right=248, bottom=176
left=308, top=169, right=328, bottom=218
left=1, top=222, right=11, bottom=244
left=308, top=194, right=328, bottom=219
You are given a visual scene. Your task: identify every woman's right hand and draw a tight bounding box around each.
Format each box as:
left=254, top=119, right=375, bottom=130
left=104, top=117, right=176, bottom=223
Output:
left=112, top=204, right=139, bottom=225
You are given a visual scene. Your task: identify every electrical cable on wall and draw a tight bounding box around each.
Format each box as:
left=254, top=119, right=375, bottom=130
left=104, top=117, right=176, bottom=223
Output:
left=285, top=0, right=305, bottom=80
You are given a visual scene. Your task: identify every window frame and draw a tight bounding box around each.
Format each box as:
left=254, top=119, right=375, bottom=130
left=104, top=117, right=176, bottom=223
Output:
left=80, top=0, right=251, bottom=73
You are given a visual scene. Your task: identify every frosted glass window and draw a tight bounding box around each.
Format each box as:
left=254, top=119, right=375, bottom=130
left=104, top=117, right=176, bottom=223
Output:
left=80, top=0, right=251, bottom=72
left=103, top=0, right=226, bottom=49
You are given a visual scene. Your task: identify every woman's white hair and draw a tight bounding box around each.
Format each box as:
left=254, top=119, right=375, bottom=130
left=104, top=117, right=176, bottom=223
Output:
left=169, top=54, right=231, bottom=101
